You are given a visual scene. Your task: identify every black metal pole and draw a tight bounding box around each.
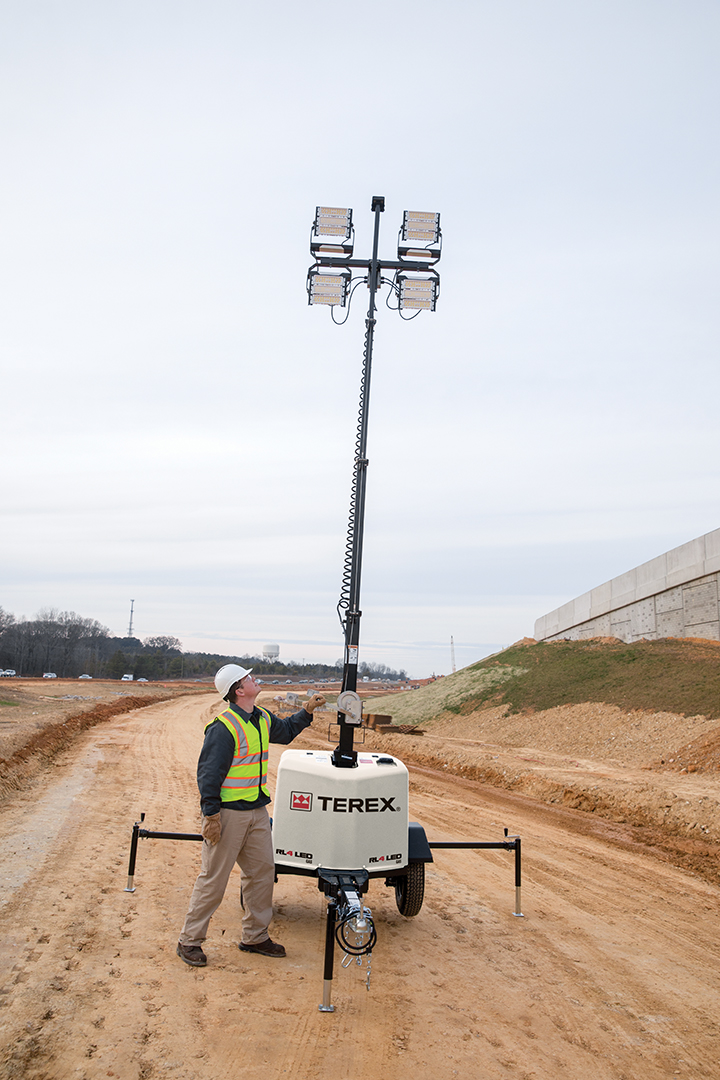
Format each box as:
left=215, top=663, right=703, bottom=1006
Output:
left=139, top=829, right=203, bottom=841
left=514, top=836, right=523, bottom=917
left=319, top=899, right=338, bottom=1012
left=428, top=841, right=517, bottom=849
left=334, top=195, right=385, bottom=769
left=124, top=819, right=141, bottom=892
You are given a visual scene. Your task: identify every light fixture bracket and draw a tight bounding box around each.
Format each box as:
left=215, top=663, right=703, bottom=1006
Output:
left=398, top=210, right=441, bottom=263
left=311, top=206, right=354, bottom=258
left=397, top=271, right=439, bottom=312
left=307, top=267, right=352, bottom=307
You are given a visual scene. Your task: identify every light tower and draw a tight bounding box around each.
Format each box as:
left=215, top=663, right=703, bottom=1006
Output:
left=127, top=600, right=135, bottom=639
left=307, top=197, right=441, bottom=767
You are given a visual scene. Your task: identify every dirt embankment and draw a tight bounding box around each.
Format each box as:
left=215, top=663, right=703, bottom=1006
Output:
left=0, top=681, right=203, bottom=802
left=350, top=706, right=720, bottom=888
left=353, top=639, right=720, bottom=885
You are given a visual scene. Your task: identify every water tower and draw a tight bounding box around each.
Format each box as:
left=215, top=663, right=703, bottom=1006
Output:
left=263, top=643, right=280, bottom=662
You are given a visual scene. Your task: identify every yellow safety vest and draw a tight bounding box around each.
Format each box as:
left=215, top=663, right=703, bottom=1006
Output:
left=209, top=707, right=271, bottom=803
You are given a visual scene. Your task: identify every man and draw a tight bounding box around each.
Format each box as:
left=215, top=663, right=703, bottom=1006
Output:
left=177, top=663, right=325, bottom=967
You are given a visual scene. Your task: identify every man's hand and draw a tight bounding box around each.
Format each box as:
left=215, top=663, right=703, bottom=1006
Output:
left=202, top=812, right=222, bottom=845
left=305, top=693, right=326, bottom=714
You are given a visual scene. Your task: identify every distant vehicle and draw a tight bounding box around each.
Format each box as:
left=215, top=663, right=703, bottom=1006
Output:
left=272, top=680, right=280, bottom=684
left=43, top=672, right=57, bottom=679
left=2, top=669, right=16, bottom=677
left=256, top=678, right=264, bottom=684
left=286, top=680, right=293, bottom=684
left=78, top=674, right=92, bottom=680
left=121, top=674, right=134, bottom=681
left=137, top=677, right=148, bottom=682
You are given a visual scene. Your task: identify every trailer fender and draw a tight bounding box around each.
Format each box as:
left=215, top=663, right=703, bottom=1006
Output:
left=408, top=821, right=433, bottom=862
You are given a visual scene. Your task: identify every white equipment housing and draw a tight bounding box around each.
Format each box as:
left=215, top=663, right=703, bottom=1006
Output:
left=273, top=749, right=409, bottom=873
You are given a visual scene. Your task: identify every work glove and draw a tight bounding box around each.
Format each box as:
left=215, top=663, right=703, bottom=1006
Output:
left=202, top=812, right=222, bottom=845
left=305, top=693, right=326, bottom=714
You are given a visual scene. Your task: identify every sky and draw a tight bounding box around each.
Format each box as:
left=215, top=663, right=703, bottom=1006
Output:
left=2, top=1, right=719, bottom=677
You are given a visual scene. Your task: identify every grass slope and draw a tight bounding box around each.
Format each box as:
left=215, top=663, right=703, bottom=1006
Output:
left=363, top=662, right=527, bottom=726
left=364, top=638, right=720, bottom=726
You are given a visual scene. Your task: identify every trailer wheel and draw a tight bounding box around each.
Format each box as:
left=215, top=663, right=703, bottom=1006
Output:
left=394, top=860, right=425, bottom=917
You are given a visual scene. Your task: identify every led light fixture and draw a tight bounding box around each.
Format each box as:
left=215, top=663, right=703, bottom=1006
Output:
left=398, top=210, right=441, bottom=260
left=311, top=206, right=354, bottom=257
left=307, top=268, right=351, bottom=306
left=397, top=273, right=438, bottom=311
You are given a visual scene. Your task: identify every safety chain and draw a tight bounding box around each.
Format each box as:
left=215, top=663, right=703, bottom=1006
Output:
left=339, top=919, right=373, bottom=991
left=340, top=946, right=372, bottom=990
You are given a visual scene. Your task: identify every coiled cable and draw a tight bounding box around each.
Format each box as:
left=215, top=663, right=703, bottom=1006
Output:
left=335, top=908, right=377, bottom=956
left=337, top=315, right=373, bottom=632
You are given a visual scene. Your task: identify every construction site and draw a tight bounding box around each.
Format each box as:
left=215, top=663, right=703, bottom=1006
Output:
left=1, top=637, right=719, bottom=1080
left=3, top=2, right=719, bottom=1077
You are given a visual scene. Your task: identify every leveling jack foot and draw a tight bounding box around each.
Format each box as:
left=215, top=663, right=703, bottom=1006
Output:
left=513, top=886, right=524, bottom=917
left=319, top=981, right=335, bottom=1013
left=124, top=877, right=136, bottom=893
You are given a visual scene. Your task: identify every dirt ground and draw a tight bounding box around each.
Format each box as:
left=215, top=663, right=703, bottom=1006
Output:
left=0, top=680, right=199, bottom=760
left=0, top=690, right=719, bottom=1080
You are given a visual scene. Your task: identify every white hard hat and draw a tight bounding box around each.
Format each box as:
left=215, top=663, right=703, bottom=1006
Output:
left=215, top=663, right=253, bottom=700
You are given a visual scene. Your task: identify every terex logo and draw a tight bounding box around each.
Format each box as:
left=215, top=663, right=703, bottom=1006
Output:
left=317, top=796, right=400, bottom=813
left=290, top=791, right=312, bottom=811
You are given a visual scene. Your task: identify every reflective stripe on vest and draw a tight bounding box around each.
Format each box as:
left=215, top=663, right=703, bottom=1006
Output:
left=209, top=707, right=271, bottom=803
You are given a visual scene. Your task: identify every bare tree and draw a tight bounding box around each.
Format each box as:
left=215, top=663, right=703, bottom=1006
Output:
left=143, top=636, right=183, bottom=654
left=0, top=606, right=14, bottom=636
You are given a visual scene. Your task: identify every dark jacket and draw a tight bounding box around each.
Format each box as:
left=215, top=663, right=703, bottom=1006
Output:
left=197, top=702, right=313, bottom=816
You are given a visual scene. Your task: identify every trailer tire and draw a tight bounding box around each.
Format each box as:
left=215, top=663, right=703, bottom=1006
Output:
left=394, top=860, right=425, bottom=917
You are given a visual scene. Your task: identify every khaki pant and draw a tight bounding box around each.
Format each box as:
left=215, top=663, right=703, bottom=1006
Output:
left=179, top=806, right=274, bottom=947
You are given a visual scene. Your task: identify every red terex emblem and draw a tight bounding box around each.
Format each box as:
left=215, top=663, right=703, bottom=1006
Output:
left=290, top=791, right=313, bottom=811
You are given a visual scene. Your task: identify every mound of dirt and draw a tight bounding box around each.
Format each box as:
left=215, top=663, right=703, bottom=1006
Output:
left=649, top=724, right=720, bottom=773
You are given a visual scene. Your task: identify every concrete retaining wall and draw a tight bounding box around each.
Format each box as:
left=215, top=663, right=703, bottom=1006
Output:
left=534, top=528, right=720, bottom=643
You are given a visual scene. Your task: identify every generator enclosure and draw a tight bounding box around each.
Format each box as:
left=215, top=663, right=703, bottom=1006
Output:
left=272, top=749, right=409, bottom=873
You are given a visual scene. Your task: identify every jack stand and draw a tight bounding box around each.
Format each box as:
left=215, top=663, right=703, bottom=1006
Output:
left=124, top=814, right=145, bottom=891
left=319, top=898, right=338, bottom=1013
left=505, top=830, right=524, bottom=917
left=123, top=813, right=203, bottom=892
left=317, top=869, right=375, bottom=1013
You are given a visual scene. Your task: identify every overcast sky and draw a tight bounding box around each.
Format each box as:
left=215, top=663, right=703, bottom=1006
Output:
left=2, top=1, right=719, bottom=676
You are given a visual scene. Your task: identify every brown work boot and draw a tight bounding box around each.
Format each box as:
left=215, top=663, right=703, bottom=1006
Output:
left=239, top=937, right=286, bottom=957
left=177, top=942, right=207, bottom=967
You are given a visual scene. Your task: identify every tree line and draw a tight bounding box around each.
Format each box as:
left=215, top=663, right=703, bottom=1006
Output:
left=0, top=607, right=408, bottom=682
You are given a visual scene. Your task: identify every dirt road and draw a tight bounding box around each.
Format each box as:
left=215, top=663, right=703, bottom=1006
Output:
left=1, top=693, right=719, bottom=1080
